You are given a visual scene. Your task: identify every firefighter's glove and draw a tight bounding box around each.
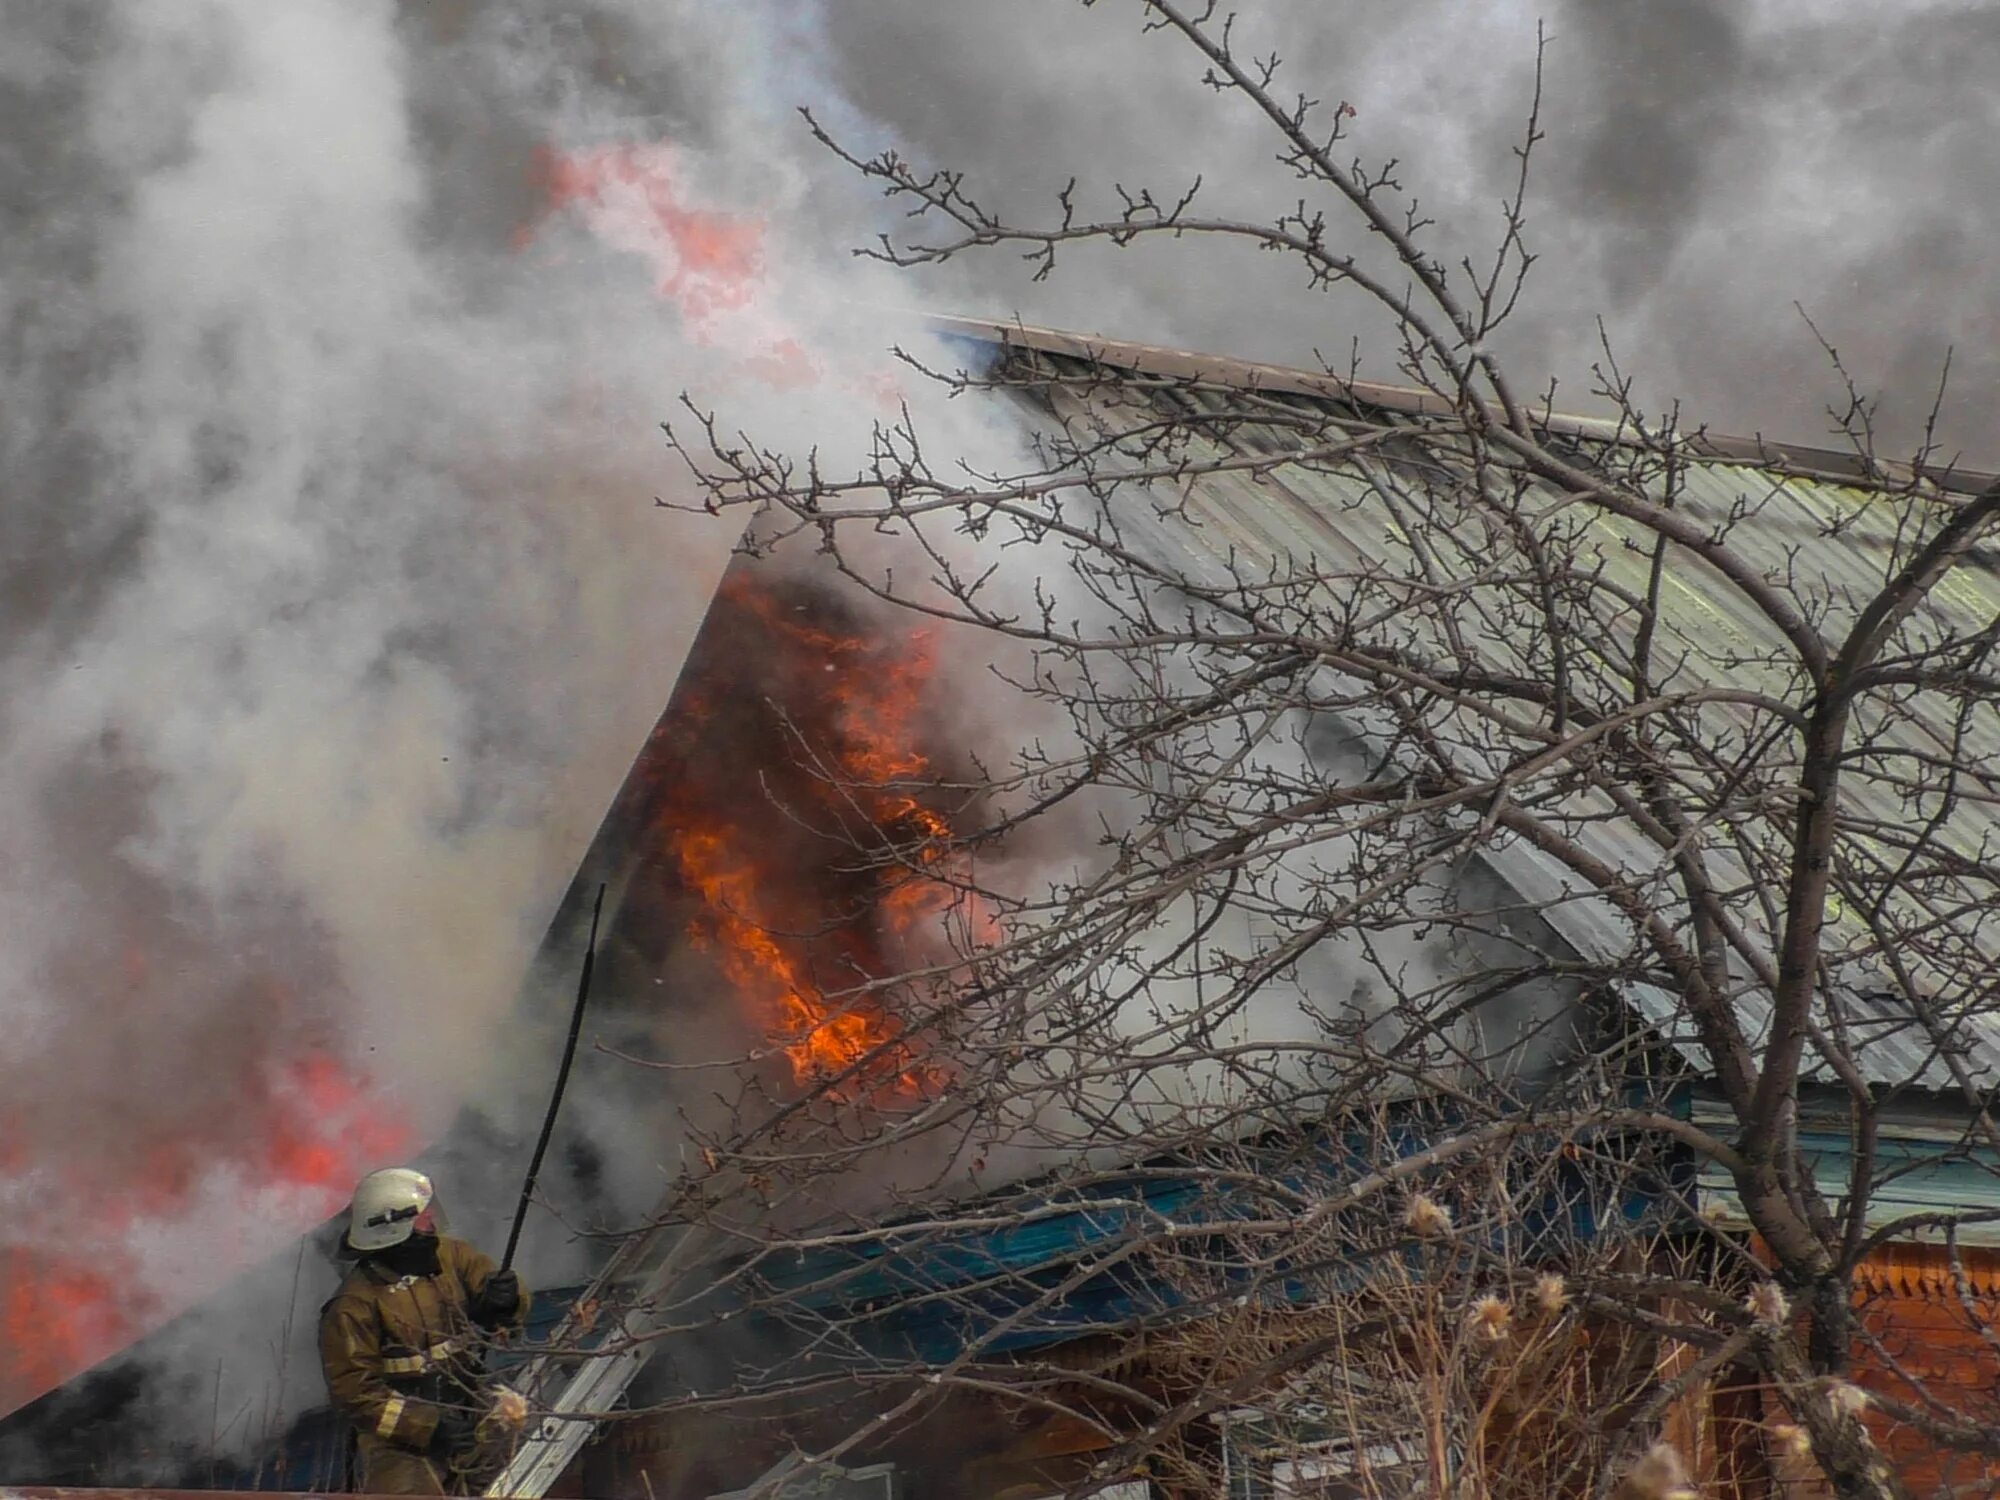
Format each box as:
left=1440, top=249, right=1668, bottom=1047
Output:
left=428, top=1406, right=480, bottom=1463
left=471, top=1268, right=522, bottom=1328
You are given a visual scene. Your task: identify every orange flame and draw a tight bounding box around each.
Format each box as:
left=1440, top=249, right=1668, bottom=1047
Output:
left=676, top=826, right=903, bottom=1086
left=528, top=143, right=764, bottom=320
left=521, top=141, right=817, bottom=387
left=522, top=136, right=917, bottom=405
left=0, top=1250, right=149, bottom=1415
left=0, top=1043, right=409, bottom=1415
left=647, top=572, right=993, bottom=1098
left=261, top=1054, right=413, bottom=1194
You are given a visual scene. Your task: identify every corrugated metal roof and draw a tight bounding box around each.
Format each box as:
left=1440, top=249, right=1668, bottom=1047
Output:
left=977, top=331, right=2000, bottom=1094
left=930, top=314, right=2000, bottom=499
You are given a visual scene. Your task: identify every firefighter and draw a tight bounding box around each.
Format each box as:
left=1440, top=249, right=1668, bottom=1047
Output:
left=319, top=1167, right=529, bottom=1495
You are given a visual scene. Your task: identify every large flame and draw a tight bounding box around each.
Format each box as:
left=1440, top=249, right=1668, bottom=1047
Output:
left=638, top=570, right=993, bottom=1099
left=523, top=136, right=971, bottom=1091
left=0, top=1043, right=409, bottom=1415
left=0, top=136, right=879, bottom=1420
left=3, top=136, right=849, bottom=1427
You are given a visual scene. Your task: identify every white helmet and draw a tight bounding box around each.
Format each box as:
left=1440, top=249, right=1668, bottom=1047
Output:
left=347, top=1167, right=446, bottom=1252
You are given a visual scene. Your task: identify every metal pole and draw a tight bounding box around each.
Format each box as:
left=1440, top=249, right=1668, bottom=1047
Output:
left=500, top=882, right=606, bottom=1274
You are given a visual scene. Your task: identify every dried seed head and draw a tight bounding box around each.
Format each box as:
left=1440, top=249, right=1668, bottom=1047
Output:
left=1405, top=1193, right=1453, bottom=1238
left=489, top=1383, right=530, bottom=1433
left=1827, top=1380, right=1870, bottom=1418
left=1745, top=1281, right=1790, bottom=1325
left=1616, top=1443, right=1696, bottom=1500
left=1470, top=1294, right=1513, bottom=1340
left=1768, top=1422, right=1812, bottom=1459
left=1532, top=1272, right=1568, bottom=1316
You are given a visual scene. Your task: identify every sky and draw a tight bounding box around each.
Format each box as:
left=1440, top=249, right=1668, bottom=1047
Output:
left=0, top=0, right=1993, bottom=1456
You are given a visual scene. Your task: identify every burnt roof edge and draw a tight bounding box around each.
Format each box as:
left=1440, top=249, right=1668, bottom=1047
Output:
left=924, top=314, right=1998, bottom=500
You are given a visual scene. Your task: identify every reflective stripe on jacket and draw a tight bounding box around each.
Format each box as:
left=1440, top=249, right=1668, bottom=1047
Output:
left=318, top=1237, right=529, bottom=1457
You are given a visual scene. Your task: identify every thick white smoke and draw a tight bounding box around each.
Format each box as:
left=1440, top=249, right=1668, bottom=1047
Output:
left=7, top=0, right=1981, bottom=1467
left=0, top=0, right=1010, bottom=1448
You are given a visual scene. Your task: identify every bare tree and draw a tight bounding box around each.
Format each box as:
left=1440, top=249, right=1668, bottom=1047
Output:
left=504, top=6, right=2000, bottom=1499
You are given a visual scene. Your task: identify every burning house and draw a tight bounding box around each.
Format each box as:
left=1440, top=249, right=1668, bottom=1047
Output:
left=0, top=549, right=992, bottom=1482
left=7, top=317, right=1999, bottom=1500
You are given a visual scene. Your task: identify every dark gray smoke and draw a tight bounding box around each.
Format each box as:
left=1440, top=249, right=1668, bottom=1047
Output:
left=1546, top=0, right=1750, bottom=304
left=812, top=0, right=2000, bottom=458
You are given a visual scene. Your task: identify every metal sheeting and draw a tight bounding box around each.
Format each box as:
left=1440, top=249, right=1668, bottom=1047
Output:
left=1687, top=1108, right=2000, bottom=1244
left=1011, top=350, right=2000, bottom=1092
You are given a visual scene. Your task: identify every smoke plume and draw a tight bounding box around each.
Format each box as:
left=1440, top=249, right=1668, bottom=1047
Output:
left=815, top=0, right=2000, bottom=457
left=6, top=0, right=1983, bottom=1469
left=0, top=0, right=1010, bottom=1449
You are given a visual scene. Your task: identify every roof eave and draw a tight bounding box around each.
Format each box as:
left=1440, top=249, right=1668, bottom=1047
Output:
left=926, top=314, right=1998, bottom=500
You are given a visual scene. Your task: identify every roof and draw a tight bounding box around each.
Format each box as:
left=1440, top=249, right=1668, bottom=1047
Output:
left=931, top=318, right=2000, bottom=1096
left=649, top=1111, right=1644, bottom=1371
left=928, top=316, right=2000, bottom=499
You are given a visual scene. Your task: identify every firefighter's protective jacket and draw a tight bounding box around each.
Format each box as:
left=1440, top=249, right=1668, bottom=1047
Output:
left=318, top=1236, right=529, bottom=1465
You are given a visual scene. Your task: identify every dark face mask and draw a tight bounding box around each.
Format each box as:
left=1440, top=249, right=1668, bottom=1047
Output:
left=371, top=1230, right=442, bottom=1279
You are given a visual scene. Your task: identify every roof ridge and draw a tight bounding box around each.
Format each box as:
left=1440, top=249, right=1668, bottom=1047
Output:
left=925, top=314, right=1997, bottom=500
